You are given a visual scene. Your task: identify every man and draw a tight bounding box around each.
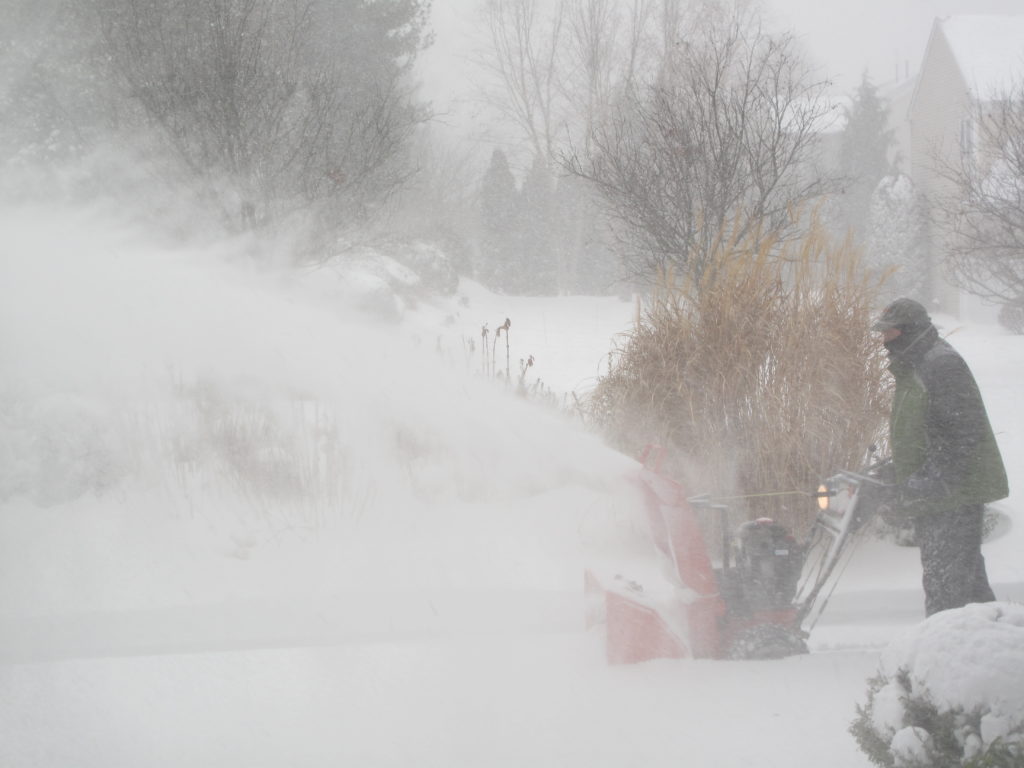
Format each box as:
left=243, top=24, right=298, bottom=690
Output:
left=874, top=297, right=1008, bottom=617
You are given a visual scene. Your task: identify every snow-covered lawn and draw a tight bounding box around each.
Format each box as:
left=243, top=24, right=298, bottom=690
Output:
left=3, top=641, right=879, bottom=767
left=1, top=205, right=1021, bottom=767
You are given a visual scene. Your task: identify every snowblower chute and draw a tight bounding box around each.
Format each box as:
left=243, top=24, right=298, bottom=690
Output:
left=585, top=447, right=883, bottom=662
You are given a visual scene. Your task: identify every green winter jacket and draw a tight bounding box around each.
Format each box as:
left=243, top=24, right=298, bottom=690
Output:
left=887, top=325, right=1008, bottom=512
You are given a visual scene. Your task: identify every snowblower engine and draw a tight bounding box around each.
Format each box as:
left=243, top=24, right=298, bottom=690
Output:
left=731, top=518, right=804, bottom=614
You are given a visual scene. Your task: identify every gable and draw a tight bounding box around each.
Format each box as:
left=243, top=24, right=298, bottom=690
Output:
left=940, top=15, right=1024, bottom=99
left=909, top=19, right=968, bottom=122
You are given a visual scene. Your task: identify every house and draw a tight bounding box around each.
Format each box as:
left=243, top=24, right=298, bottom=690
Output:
left=908, top=15, right=1024, bottom=321
left=883, top=76, right=917, bottom=176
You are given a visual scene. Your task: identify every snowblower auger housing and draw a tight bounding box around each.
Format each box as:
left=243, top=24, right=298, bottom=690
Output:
left=584, top=447, right=885, bottom=663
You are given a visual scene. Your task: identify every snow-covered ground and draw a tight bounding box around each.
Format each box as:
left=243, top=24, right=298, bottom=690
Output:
left=1, top=204, right=1021, bottom=767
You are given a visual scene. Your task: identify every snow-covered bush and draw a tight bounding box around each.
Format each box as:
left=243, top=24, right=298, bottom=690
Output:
left=851, top=603, right=1024, bottom=767
left=321, top=241, right=459, bottom=320
left=998, top=300, right=1024, bottom=335
left=398, top=241, right=458, bottom=296
left=866, top=174, right=928, bottom=304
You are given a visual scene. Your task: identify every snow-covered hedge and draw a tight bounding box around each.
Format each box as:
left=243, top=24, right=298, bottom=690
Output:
left=851, top=602, right=1024, bottom=767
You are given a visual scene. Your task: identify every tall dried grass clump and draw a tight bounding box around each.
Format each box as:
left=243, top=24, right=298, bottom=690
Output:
left=589, top=219, right=892, bottom=533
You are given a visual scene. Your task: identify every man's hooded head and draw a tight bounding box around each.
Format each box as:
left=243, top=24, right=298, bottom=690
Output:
left=874, top=298, right=934, bottom=356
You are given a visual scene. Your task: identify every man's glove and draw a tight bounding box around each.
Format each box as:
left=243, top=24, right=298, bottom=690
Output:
left=901, top=471, right=950, bottom=505
left=876, top=473, right=949, bottom=525
left=875, top=484, right=910, bottom=527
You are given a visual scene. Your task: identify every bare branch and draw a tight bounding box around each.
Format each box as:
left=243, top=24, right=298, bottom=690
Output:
left=934, top=85, right=1024, bottom=304
left=566, top=2, right=835, bottom=285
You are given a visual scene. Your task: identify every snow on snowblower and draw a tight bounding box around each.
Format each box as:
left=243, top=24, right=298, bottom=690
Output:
left=585, top=445, right=890, bottom=662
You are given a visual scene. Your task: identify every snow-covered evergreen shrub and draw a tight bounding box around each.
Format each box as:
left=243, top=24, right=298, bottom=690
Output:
left=851, top=603, right=1024, bottom=768
left=399, top=241, right=458, bottom=296
left=513, top=155, right=559, bottom=295
left=867, top=174, right=928, bottom=304
left=477, top=148, right=519, bottom=291
left=553, top=174, right=622, bottom=296
left=997, top=300, right=1024, bottom=335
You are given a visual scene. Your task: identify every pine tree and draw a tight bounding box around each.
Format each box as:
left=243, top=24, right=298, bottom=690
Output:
left=553, top=173, right=584, bottom=293
left=477, top=149, right=519, bottom=290
left=555, top=174, right=621, bottom=295
left=839, top=74, right=894, bottom=243
left=513, top=155, right=558, bottom=294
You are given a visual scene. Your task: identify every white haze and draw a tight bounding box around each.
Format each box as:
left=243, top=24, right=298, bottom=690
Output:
left=4, top=0, right=1024, bottom=759
left=2, top=183, right=1023, bottom=765
left=0, top=200, right=645, bottom=619
left=2, top=197, right=1022, bottom=767
left=420, top=0, right=1024, bottom=155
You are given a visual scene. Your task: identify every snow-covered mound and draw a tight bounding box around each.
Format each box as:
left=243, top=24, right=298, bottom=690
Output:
left=881, top=603, right=1024, bottom=723
left=855, top=602, right=1024, bottom=765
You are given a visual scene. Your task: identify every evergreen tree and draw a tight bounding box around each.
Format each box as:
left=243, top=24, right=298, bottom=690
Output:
left=513, top=154, right=558, bottom=294
left=0, top=2, right=120, bottom=165
left=839, top=74, right=894, bottom=242
left=477, top=148, right=518, bottom=290
left=553, top=173, right=584, bottom=293
left=867, top=174, right=929, bottom=302
left=555, top=174, right=621, bottom=295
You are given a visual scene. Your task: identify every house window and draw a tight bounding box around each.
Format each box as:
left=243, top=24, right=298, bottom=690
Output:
left=960, top=118, right=974, bottom=156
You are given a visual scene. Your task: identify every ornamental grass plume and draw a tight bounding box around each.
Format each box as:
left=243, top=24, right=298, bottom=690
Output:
left=588, top=215, right=892, bottom=533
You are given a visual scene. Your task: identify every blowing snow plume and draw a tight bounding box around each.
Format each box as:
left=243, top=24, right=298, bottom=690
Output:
left=0, top=203, right=642, bottom=618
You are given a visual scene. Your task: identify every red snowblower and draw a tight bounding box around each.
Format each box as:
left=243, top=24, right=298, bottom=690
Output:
left=585, top=445, right=888, bottom=662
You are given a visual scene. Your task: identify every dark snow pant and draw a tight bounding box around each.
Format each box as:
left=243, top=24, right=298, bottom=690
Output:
left=915, top=503, right=996, bottom=617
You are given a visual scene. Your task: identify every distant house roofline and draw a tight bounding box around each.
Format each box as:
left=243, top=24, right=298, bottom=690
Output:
left=911, top=14, right=1024, bottom=115
left=908, top=17, right=952, bottom=120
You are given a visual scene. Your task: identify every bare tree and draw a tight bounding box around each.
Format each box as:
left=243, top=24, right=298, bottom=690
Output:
left=478, top=0, right=665, bottom=293
left=480, top=0, right=666, bottom=162
left=937, top=84, right=1024, bottom=310
left=382, top=127, right=482, bottom=275
left=567, top=2, right=835, bottom=285
left=562, top=0, right=661, bottom=156
left=97, top=0, right=429, bottom=235
left=480, top=0, right=568, bottom=160
left=564, top=0, right=616, bottom=156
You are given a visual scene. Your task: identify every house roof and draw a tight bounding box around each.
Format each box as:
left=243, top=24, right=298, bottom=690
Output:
left=940, top=15, right=1024, bottom=98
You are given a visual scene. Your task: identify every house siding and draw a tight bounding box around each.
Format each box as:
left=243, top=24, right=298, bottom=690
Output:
left=909, top=21, right=971, bottom=316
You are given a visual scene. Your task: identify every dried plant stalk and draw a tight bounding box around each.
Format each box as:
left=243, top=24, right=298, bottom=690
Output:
left=589, top=216, right=892, bottom=533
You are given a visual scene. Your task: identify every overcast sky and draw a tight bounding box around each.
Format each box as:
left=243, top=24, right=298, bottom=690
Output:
left=418, top=0, right=1024, bottom=147
left=769, top=0, right=1024, bottom=88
